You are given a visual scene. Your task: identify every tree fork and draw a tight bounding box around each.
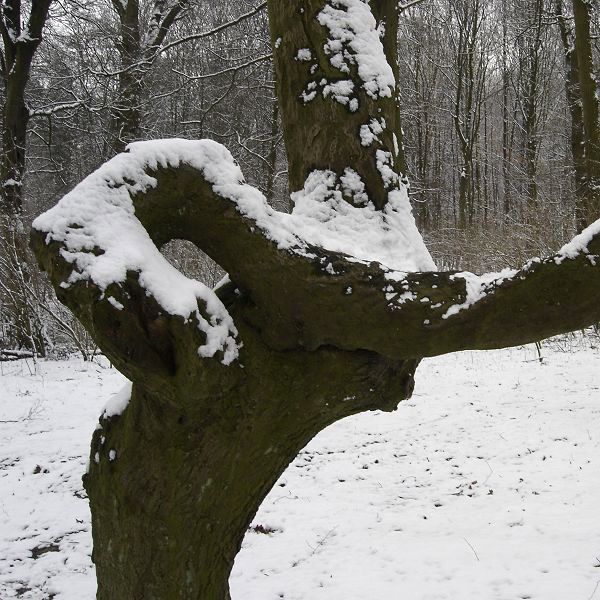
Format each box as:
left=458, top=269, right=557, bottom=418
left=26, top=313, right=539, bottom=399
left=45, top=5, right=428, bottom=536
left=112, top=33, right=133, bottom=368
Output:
left=83, top=316, right=415, bottom=600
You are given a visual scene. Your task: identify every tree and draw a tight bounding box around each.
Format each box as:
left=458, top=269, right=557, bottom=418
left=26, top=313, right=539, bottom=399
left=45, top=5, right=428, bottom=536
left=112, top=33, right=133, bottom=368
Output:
left=110, top=0, right=189, bottom=151
left=571, top=0, right=600, bottom=229
left=0, top=0, right=53, bottom=217
left=557, top=0, right=586, bottom=229
left=30, top=1, right=600, bottom=598
left=449, top=0, right=488, bottom=229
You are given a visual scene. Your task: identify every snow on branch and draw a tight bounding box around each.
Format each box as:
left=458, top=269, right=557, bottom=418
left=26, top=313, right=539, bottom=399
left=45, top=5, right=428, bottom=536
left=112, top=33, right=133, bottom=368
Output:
left=33, top=138, right=600, bottom=366
left=33, top=140, right=242, bottom=366
left=29, top=100, right=87, bottom=118
left=397, top=0, right=429, bottom=12
left=31, top=137, right=435, bottom=371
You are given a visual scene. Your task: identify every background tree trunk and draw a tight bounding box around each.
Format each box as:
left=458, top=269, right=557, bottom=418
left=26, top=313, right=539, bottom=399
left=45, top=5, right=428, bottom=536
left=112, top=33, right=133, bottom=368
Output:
left=557, top=0, right=586, bottom=228
left=110, top=0, right=187, bottom=152
left=0, top=0, right=52, bottom=217
left=572, top=0, right=600, bottom=229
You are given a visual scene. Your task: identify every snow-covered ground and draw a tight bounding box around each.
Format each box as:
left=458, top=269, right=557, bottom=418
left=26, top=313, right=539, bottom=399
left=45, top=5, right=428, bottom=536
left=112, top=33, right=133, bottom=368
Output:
left=1, top=340, right=599, bottom=599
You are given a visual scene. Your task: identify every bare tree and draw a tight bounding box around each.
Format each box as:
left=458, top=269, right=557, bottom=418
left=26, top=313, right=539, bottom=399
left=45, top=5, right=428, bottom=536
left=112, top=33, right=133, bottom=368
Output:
left=449, top=0, right=488, bottom=229
left=0, top=0, right=52, bottom=217
left=110, top=0, right=189, bottom=151
left=557, top=0, right=586, bottom=228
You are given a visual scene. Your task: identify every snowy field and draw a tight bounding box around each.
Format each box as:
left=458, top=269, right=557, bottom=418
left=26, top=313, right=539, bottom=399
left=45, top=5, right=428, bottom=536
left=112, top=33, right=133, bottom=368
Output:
left=1, top=340, right=599, bottom=600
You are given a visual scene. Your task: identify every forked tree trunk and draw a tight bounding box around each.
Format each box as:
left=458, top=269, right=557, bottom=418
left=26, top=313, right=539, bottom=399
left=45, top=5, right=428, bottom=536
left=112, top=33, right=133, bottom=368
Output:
left=84, top=317, right=416, bottom=599
left=0, top=1, right=52, bottom=354
left=0, top=0, right=52, bottom=217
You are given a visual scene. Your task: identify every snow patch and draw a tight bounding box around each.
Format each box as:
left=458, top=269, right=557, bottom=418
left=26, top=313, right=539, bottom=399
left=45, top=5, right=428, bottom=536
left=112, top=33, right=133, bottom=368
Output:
left=296, top=48, right=312, bottom=61
left=317, top=0, right=395, bottom=99
left=288, top=171, right=435, bottom=272
left=360, top=118, right=385, bottom=147
left=555, top=218, right=600, bottom=262
left=34, top=138, right=435, bottom=329
left=102, top=381, right=133, bottom=418
left=442, top=269, right=518, bottom=319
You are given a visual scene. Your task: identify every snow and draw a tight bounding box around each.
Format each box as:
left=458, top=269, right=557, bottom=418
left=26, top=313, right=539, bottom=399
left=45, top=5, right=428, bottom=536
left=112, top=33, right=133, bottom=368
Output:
left=296, top=48, right=312, bottom=61
left=2, top=178, right=22, bottom=188
left=300, top=1, right=396, bottom=110
left=556, top=218, right=600, bottom=261
left=15, top=28, right=37, bottom=43
left=288, top=171, right=435, bottom=272
left=1, top=341, right=599, bottom=598
left=101, top=381, right=132, bottom=418
left=321, top=79, right=356, bottom=106
left=339, top=168, right=369, bottom=206
left=360, top=118, right=385, bottom=147
left=376, top=149, right=399, bottom=187
left=442, top=269, right=518, bottom=319
left=438, top=217, right=600, bottom=319
left=317, top=1, right=395, bottom=99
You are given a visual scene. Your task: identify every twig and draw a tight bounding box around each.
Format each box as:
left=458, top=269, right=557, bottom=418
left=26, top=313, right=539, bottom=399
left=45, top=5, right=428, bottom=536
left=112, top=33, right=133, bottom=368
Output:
left=463, top=537, right=480, bottom=561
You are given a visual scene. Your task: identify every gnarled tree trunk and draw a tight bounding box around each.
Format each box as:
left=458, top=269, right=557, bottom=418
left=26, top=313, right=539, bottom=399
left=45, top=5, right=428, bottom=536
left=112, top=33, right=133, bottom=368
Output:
left=85, top=330, right=415, bottom=599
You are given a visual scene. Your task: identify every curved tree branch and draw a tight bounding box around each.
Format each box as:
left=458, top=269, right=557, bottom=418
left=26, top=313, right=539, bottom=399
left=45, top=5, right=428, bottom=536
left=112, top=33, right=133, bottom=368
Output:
left=31, top=139, right=600, bottom=372
left=30, top=140, right=247, bottom=390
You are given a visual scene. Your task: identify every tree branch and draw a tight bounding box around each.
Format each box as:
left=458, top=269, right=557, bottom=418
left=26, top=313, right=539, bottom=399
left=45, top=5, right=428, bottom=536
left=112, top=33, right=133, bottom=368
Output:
left=155, top=2, right=267, bottom=56
left=144, top=0, right=188, bottom=53
left=30, top=140, right=245, bottom=389
left=25, top=0, right=52, bottom=42
left=398, top=0, right=429, bottom=13
left=28, top=99, right=87, bottom=118
left=31, top=139, right=600, bottom=371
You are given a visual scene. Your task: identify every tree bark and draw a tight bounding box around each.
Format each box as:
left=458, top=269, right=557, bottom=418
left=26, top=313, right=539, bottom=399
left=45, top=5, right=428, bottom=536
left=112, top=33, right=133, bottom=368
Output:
left=268, top=0, right=406, bottom=208
left=84, top=327, right=415, bottom=600
left=111, top=0, right=143, bottom=152
left=502, top=0, right=511, bottom=217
